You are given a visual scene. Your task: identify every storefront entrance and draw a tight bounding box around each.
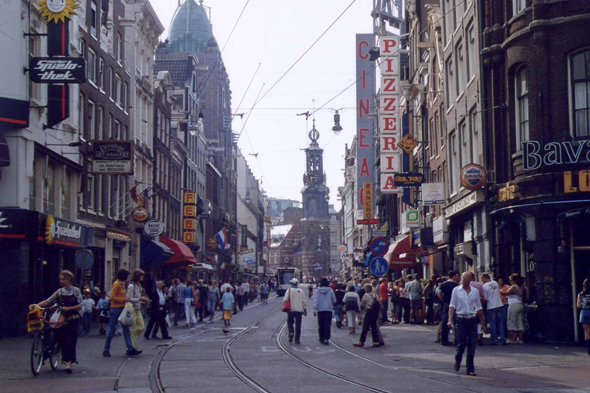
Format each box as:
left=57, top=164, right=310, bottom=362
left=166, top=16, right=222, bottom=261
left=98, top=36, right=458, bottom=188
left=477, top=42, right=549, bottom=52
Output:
left=572, top=218, right=590, bottom=343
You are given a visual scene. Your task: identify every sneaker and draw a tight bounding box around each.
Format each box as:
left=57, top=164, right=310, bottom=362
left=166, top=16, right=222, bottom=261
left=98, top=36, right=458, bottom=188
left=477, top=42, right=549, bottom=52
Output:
left=289, top=336, right=293, bottom=343
left=127, top=348, right=142, bottom=356
left=102, top=351, right=111, bottom=357
left=352, top=342, right=364, bottom=347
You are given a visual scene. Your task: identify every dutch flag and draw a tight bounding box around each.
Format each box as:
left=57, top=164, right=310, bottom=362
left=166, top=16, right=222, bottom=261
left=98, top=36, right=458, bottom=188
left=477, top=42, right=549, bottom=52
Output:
left=215, top=228, right=228, bottom=250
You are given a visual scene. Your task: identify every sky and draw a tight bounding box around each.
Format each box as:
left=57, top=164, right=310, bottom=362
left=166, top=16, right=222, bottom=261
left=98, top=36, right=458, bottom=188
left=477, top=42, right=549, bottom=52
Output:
left=151, top=0, right=378, bottom=211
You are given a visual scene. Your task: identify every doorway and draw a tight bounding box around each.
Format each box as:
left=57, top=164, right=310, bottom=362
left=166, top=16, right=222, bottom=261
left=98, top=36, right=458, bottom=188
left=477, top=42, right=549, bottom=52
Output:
left=572, top=218, right=590, bottom=343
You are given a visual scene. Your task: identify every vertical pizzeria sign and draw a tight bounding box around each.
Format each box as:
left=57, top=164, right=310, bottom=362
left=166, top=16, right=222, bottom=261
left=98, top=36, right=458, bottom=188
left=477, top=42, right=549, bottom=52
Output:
left=183, top=192, right=197, bottom=243
left=356, top=34, right=377, bottom=209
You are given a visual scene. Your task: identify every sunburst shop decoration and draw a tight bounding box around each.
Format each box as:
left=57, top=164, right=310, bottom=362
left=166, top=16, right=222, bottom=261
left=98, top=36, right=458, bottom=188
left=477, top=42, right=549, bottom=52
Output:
left=37, top=0, right=79, bottom=24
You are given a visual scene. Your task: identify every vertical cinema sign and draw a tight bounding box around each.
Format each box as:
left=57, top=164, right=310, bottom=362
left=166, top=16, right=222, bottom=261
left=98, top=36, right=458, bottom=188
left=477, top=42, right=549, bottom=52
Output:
left=379, top=34, right=402, bottom=194
left=183, top=192, right=197, bottom=243
left=356, top=34, right=377, bottom=209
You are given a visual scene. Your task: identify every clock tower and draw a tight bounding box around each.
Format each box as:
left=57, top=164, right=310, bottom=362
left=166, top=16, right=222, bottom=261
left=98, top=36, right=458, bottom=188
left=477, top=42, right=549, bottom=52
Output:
left=302, top=121, right=329, bottom=219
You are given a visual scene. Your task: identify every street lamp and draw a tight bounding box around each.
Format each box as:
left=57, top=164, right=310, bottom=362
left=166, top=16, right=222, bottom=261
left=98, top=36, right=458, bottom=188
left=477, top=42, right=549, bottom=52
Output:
left=331, top=110, right=343, bottom=135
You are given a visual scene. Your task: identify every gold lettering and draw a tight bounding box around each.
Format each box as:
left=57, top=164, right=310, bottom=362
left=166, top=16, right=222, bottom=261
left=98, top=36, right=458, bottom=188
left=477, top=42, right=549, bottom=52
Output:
left=564, top=171, right=578, bottom=193
left=580, top=170, right=590, bottom=192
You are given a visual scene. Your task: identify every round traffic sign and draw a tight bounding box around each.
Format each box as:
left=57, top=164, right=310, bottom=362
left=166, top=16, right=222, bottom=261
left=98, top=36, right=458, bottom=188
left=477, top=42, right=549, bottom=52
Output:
left=338, top=244, right=347, bottom=254
left=369, top=257, right=389, bottom=277
left=370, top=237, right=390, bottom=256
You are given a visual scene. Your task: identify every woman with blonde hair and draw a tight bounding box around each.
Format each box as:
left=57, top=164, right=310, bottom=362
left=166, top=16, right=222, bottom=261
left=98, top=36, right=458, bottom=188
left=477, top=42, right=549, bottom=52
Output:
left=127, top=269, right=148, bottom=348
left=500, top=273, right=527, bottom=344
left=36, top=270, right=82, bottom=374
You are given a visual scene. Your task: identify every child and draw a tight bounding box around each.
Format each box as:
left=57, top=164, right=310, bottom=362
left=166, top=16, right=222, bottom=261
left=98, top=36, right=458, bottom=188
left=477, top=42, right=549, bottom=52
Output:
left=221, top=287, right=235, bottom=326
left=82, top=292, right=96, bottom=335
left=96, top=291, right=110, bottom=335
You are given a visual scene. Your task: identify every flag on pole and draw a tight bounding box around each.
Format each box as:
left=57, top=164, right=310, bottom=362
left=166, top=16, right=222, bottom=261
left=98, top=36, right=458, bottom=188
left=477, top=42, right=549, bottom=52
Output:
left=129, top=183, right=139, bottom=203
left=215, top=228, right=228, bottom=250
left=138, top=188, right=150, bottom=208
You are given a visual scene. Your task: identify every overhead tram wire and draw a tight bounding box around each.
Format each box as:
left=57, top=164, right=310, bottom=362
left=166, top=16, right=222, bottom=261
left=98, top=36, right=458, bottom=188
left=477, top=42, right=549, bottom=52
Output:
left=233, top=63, right=262, bottom=116
left=309, top=0, right=468, bottom=118
left=195, top=0, right=251, bottom=98
left=236, top=83, right=265, bottom=142
left=241, top=0, right=358, bottom=114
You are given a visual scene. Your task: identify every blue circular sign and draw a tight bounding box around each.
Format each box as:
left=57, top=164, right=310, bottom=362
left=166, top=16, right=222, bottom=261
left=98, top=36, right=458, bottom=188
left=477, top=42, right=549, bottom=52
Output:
left=369, top=257, right=389, bottom=277
left=370, top=237, right=390, bottom=256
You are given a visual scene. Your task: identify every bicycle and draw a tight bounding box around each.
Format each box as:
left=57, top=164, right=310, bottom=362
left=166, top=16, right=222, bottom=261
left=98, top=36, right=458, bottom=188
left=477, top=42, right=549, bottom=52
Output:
left=29, top=306, right=62, bottom=376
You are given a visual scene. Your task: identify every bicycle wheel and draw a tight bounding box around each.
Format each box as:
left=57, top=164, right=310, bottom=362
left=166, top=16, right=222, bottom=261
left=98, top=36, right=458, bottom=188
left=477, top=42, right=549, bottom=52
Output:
left=48, top=330, right=60, bottom=370
left=30, top=332, right=43, bottom=376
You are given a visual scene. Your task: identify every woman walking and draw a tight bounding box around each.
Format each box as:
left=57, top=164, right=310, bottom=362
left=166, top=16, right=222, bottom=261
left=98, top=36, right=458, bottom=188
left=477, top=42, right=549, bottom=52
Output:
left=343, top=285, right=360, bottom=334
left=501, top=273, right=527, bottom=344
left=207, top=281, right=220, bottom=323
left=284, top=278, right=306, bottom=344
left=423, top=278, right=436, bottom=325
left=222, top=287, right=235, bottom=326
left=36, top=270, right=82, bottom=374
left=184, top=281, right=197, bottom=326
left=353, top=283, right=385, bottom=347
left=127, top=269, right=148, bottom=348
left=577, top=278, right=590, bottom=355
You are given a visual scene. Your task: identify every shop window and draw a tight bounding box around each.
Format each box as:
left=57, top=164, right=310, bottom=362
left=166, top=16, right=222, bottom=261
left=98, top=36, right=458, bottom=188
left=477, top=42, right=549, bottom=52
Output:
left=571, top=49, right=590, bottom=139
left=515, top=67, right=529, bottom=150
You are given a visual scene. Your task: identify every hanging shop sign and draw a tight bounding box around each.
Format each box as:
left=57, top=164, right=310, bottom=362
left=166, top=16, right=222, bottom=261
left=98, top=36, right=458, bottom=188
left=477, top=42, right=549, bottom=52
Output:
left=240, top=248, right=254, bottom=255
left=183, top=192, right=197, bottom=244
left=406, top=210, right=420, bottom=228
left=398, top=134, right=419, bottom=154
left=564, top=170, right=590, bottom=193
left=207, top=237, right=219, bottom=249
left=338, top=244, right=347, bottom=254
left=132, top=207, right=149, bottom=222
left=363, top=183, right=374, bottom=221
left=522, top=141, right=590, bottom=170
left=497, top=184, right=520, bottom=202
left=460, top=164, right=487, bottom=190
left=44, top=215, right=84, bottom=246
left=29, top=57, right=86, bottom=84
left=433, top=216, right=449, bottom=245
left=394, top=173, right=424, bottom=187
left=144, top=220, right=165, bottom=237
left=241, top=224, right=248, bottom=247
left=421, top=183, right=445, bottom=206
left=38, top=0, right=79, bottom=23
left=91, top=141, right=134, bottom=174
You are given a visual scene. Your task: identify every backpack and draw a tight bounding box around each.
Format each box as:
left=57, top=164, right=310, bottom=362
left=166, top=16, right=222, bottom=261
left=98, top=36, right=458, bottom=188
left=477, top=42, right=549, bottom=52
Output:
left=345, top=295, right=359, bottom=312
left=369, top=294, right=381, bottom=313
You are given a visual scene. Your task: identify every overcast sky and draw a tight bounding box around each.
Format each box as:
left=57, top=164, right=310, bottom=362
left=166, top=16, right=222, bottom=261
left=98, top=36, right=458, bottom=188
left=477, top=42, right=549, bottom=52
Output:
left=151, top=0, right=377, bottom=210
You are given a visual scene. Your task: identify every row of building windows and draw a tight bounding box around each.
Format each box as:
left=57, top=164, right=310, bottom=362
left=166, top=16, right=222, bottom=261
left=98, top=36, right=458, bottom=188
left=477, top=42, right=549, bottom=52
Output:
left=78, top=94, right=128, bottom=141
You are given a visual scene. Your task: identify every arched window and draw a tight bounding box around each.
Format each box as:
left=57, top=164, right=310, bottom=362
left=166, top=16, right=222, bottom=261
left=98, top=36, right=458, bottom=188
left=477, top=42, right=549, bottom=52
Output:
left=572, top=49, right=590, bottom=138
left=515, top=67, right=529, bottom=150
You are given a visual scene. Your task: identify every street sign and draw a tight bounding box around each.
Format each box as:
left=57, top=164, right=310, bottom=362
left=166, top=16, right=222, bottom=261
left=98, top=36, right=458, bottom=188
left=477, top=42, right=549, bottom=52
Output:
left=357, top=219, right=380, bottom=225
left=370, top=237, right=390, bottom=256
left=373, top=229, right=387, bottom=237
left=406, top=210, right=420, bottom=228
left=338, top=244, right=347, bottom=254
left=394, top=172, right=424, bottom=187
left=369, top=257, right=389, bottom=277
left=398, top=134, right=419, bottom=154
left=75, top=249, right=94, bottom=271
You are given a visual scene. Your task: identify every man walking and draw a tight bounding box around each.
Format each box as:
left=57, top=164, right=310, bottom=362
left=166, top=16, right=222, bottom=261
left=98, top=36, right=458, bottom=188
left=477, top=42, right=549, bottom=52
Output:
left=448, top=272, right=485, bottom=376
left=379, top=277, right=390, bottom=323
left=174, top=279, right=186, bottom=326
left=236, top=282, right=245, bottom=311
left=242, top=280, right=250, bottom=306
left=144, top=280, right=172, bottom=340
left=438, top=271, right=460, bottom=346
left=481, top=273, right=506, bottom=345
left=313, top=277, right=336, bottom=345
left=406, top=274, right=423, bottom=324
left=196, top=280, right=208, bottom=322
left=284, top=278, right=306, bottom=344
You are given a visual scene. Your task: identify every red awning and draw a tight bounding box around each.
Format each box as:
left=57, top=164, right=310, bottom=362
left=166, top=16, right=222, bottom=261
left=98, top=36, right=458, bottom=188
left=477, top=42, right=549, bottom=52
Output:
left=160, top=236, right=197, bottom=265
left=389, top=235, right=422, bottom=271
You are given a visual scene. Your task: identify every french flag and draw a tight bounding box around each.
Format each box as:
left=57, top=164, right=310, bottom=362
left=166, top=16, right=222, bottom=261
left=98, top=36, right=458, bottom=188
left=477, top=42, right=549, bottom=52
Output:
left=215, top=228, right=228, bottom=250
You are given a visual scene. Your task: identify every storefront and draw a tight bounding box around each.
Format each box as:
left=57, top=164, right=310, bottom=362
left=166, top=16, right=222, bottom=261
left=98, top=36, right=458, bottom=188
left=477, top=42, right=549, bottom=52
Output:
left=0, top=208, right=94, bottom=335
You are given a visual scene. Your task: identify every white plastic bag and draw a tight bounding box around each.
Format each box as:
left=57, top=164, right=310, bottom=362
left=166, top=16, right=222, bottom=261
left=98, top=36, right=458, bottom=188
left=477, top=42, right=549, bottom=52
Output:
left=165, top=314, right=170, bottom=327
left=118, top=303, right=135, bottom=327
left=49, top=310, right=63, bottom=329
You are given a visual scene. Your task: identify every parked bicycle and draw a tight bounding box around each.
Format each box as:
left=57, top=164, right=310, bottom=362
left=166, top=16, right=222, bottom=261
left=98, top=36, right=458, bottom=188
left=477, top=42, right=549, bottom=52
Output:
left=28, top=305, right=62, bottom=376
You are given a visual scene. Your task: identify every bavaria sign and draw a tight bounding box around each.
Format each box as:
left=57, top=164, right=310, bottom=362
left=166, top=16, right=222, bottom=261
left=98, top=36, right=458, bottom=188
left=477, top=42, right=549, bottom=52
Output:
left=522, top=141, right=590, bottom=170
left=29, top=57, right=86, bottom=84
left=460, top=164, right=487, bottom=190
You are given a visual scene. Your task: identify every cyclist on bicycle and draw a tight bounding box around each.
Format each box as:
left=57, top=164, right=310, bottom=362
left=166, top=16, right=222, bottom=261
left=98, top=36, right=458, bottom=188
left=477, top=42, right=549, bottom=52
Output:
left=35, top=270, right=82, bottom=374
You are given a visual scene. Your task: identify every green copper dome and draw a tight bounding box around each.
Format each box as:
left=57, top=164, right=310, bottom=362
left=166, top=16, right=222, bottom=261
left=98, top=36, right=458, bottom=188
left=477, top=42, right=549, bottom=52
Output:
left=168, top=0, right=214, bottom=54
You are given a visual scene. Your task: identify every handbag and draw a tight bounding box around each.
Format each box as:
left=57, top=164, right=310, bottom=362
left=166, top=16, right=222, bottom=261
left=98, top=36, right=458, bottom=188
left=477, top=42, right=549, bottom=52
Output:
left=282, top=288, right=291, bottom=312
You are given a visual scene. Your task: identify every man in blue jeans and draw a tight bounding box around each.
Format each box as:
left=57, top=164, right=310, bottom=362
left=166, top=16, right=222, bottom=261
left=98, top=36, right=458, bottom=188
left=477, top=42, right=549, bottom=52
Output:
left=313, top=278, right=336, bottom=345
left=481, top=273, right=506, bottom=345
left=448, top=272, right=485, bottom=376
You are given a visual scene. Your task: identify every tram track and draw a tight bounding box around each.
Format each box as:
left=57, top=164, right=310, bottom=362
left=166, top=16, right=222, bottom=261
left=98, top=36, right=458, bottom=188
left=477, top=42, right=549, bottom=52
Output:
left=149, top=295, right=278, bottom=393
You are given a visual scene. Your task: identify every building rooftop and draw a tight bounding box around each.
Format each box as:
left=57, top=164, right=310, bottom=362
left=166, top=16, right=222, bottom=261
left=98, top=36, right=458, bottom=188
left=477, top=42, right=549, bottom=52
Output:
left=167, top=0, right=215, bottom=54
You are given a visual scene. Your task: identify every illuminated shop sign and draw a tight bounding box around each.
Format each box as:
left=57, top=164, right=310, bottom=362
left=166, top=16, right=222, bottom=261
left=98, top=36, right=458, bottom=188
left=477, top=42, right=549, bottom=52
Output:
left=522, top=141, right=590, bottom=170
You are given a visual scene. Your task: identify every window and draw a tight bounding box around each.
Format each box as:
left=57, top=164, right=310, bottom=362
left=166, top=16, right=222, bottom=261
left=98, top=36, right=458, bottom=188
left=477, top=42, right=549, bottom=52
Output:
left=446, top=58, right=455, bottom=106
left=571, top=50, right=590, bottom=138
left=470, top=108, right=480, bottom=164
left=90, top=1, right=98, bottom=37
left=98, top=106, right=104, bottom=139
left=467, top=25, right=476, bottom=80
left=114, top=120, right=121, bottom=140
left=79, top=38, right=86, bottom=59
left=513, top=0, right=526, bottom=15
left=122, top=126, right=128, bottom=141
left=108, top=114, right=113, bottom=139
left=44, top=162, right=55, bottom=214
left=99, top=58, right=105, bottom=90
left=443, top=0, right=455, bottom=45
left=449, top=131, right=458, bottom=192
left=109, top=175, right=117, bottom=218
left=114, top=74, right=121, bottom=105
left=62, top=170, right=71, bottom=219
left=79, top=94, right=85, bottom=139
left=117, top=32, right=123, bottom=63
left=88, top=48, right=96, bottom=83
left=87, top=174, right=95, bottom=211
left=29, top=36, right=42, bottom=101
left=108, top=67, right=113, bottom=97
left=429, top=118, right=435, bottom=153
left=88, top=100, right=96, bottom=140
left=436, top=111, right=443, bottom=147
left=515, top=67, right=529, bottom=150
left=96, top=175, right=103, bottom=214
left=460, top=121, right=470, bottom=166
left=456, top=41, right=465, bottom=93
left=122, top=82, right=128, bottom=110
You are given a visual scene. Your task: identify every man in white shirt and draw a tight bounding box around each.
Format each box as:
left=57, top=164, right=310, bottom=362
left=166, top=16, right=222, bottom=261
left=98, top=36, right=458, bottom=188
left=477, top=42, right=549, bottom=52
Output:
left=448, top=272, right=485, bottom=376
left=242, top=280, right=250, bottom=306
left=481, top=273, right=506, bottom=346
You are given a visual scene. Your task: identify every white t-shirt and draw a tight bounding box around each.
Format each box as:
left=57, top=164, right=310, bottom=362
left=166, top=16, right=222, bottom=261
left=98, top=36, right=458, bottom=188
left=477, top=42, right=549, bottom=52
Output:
left=82, top=298, right=95, bottom=313
left=483, top=280, right=503, bottom=310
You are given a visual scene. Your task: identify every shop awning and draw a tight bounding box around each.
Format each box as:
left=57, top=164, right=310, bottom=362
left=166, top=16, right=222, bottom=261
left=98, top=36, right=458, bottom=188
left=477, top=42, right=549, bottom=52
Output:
left=389, top=235, right=422, bottom=271
left=192, top=263, right=214, bottom=271
left=140, top=239, right=173, bottom=270
left=160, top=236, right=197, bottom=265
left=365, top=252, right=374, bottom=267
left=0, top=134, right=10, bottom=167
